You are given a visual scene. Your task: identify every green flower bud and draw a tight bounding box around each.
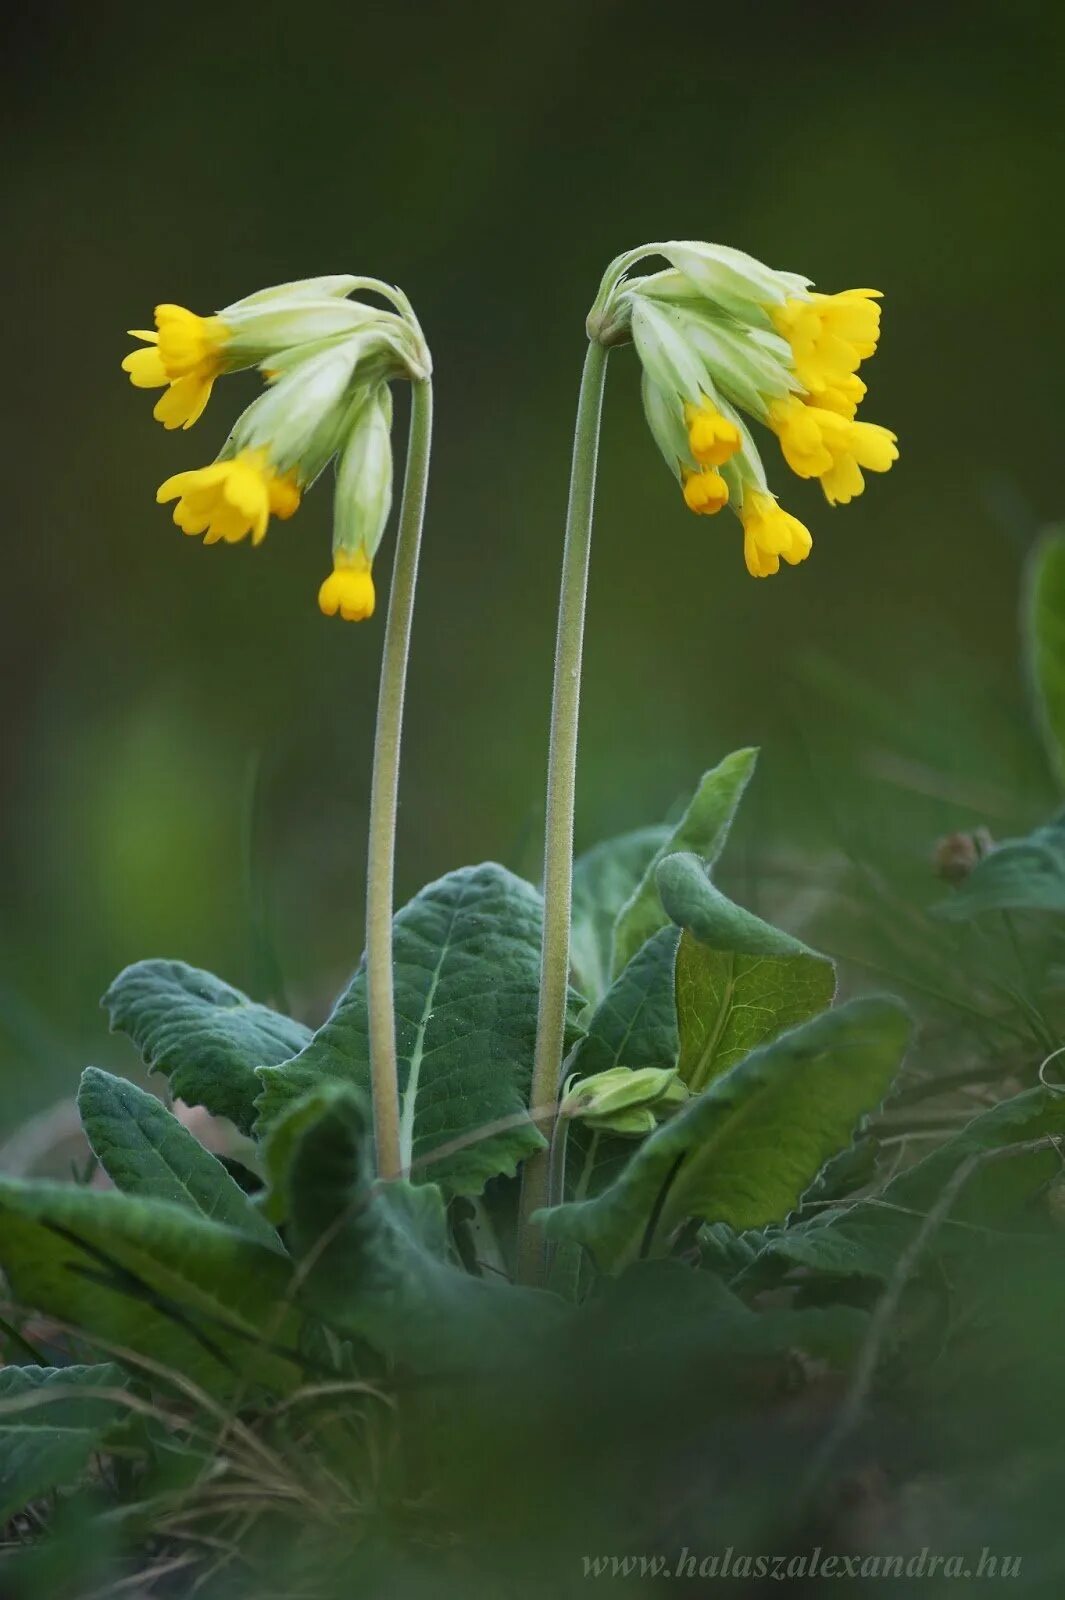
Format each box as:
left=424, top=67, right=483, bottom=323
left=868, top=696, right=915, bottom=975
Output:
left=227, top=337, right=365, bottom=483
left=559, top=1065, right=685, bottom=1136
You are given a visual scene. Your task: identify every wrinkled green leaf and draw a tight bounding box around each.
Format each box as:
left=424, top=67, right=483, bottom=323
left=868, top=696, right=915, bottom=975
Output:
left=77, top=1068, right=279, bottom=1250
left=571, top=826, right=668, bottom=1003
left=611, top=749, right=756, bottom=976
left=576, top=1260, right=867, bottom=1372
left=258, top=864, right=568, bottom=1196
left=0, top=1181, right=302, bottom=1396
left=103, top=960, right=311, bottom=1135
left=934, top=818, right=1065, bottom=916
left=1025, top=526, right=1065, bottom=786
left=564, top=926, right=681, bottom=1202
left=570, top=925, right=680, bottom=1079
left=0, top=1364, right=128, bottom=1522
left=281, top=1084, right=565, bottom=1372
left=764, top=1085, right=1065, bottom=1284
left=540, top=997, right=909, bottom=1271
left=659, top=852, right=836, bottom=1091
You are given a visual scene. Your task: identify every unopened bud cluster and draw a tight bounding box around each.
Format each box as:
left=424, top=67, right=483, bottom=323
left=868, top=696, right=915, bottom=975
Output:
left=559, top=1065, right=688, bottom=1137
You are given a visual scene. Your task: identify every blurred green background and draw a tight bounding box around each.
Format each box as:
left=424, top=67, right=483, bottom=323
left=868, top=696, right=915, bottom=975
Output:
left=2, top=0, right=1062, bottom=1127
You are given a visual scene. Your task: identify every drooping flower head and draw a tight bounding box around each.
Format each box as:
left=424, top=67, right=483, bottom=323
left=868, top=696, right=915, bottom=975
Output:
left=124, top=275, right=430, bottom=617
left=586, top=241, right=898, bottom=577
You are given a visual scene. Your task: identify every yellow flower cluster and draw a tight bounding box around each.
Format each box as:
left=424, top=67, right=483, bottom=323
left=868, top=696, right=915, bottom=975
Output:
left=620, top=244, right=899, bottom=578
left=682, top=289, right=896, bottom=573
left=769, top=289, right=897, bottom=507
left=122, top=279, right=425, bottom=619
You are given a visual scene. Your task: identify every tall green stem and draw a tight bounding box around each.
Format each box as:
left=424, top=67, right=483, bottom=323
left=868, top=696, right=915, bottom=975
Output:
left=518, top=338, right=609, bottom=1281
left=366, top=377, right=434, bottom=1180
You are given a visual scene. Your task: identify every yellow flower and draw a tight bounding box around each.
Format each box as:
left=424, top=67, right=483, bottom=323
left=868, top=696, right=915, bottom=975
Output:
left=122, top=305, right=227, bottom=430
left=682, top=468, right=729, bottom=516
left=769, top=395, right=898, bottom=505
left=740, top=489, right=812, bottom=578
left=318, top=553, right=376, bottom=621
left=814, top=370, right=867, bottom=419
left=156, top=450, right=300, bottom=545
left=683, top=400, right=742, bottom=467
left=772, top=288, right=882, bottom=401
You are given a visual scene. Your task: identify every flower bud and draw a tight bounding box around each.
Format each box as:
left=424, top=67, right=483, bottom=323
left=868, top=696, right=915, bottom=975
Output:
left=932, top=828, right=995, bottom=885
left=559, top=1065, right=686, bottom=1136
left=649, top=242, right=812, bottom=319
left=332, top=385, right=394, bottom=567
left=227, top=338, right=365, bottom=484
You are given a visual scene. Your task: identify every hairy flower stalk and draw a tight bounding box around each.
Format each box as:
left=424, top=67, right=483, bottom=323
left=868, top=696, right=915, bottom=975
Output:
left=519, top=242, right=898, bottom=1282
left=123, top=274, right=432, bottom=1181
left=518, top=339, right=609, bottom=1282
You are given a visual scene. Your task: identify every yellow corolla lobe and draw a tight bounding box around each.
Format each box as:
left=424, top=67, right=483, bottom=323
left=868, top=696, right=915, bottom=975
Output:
left=684, top=400, right=741, bottom=468
left=156, top=450, right=300, bottom=545
left=122, top=305, right=228, bottom=430
left=772, top=289, right=882, bottom=402
left=318, top=553, right=376, bottom=621
left=682, top=468, right=729, bottom=516
left=740, top=489, right=812, bottom=579
left=769, top=395, right=898, bottom=505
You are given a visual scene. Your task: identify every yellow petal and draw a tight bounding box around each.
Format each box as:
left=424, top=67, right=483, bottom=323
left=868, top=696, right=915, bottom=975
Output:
left=152, top=374, right=213, bottom=431
left=319, top=563, right=376, bottom=621
left=122, top=346, right=168, bottom=388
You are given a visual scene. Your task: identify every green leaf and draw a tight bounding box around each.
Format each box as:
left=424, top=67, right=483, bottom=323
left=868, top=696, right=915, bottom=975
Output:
left=765, top=1085, right=1065, bottom=1284
left=0, top=1181, right=302, bottom=1396
left=563, top=926, right=681, bottom=1202
left=540, top=997, right=910, bottom=1271
left=258, top=864, right=565, bottom=1196
left=577, top=1260, right=867, bottom=1372
left=0, top=1364, right=128, bottom=1522
left=282, top=1084, right=565, bottom=1372
left=1025, top=525, right=1065, bottom=785
left=77, top=1068, right=280, bottom=1251
left=611, top=749, right=757, bottom=976
left=934, top=818, right=1065, bottom=916
left=571, top=826, right=668, bottom=1003
left=103, top=960, right=311, bottom=1135
left=659, top=852, right=836, bottom=1092
left=570, top=925, right=680, bottom=1079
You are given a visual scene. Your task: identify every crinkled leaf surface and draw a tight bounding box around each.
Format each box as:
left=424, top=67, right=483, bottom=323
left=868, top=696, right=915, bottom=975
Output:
left=659, top=852, right=836, bottom=1092
left=763, top=1085, right=1065, bottom=1284
left=257, top=864, right=567, bottom=1196
left=570, top=826, right=668, bottom=1004
left=281, top=1084, right=565, bottom=1372
left=540, top=997, right=909, bottom=1271
left=573, top=1260, right=867, bottom=1373
left=0, top=1181, right=301, bottom=1396
left=0, top=1363, right=128, bottom=1521
left=611, top=748, right=756, bottom=976
left=570, top=925, right=680, bottom=1079
left=77, top=1067, right=280, bottom=1250
left=103, top=960, right=311, bottom=1135
left=564, top=926, right=680, bottom=1201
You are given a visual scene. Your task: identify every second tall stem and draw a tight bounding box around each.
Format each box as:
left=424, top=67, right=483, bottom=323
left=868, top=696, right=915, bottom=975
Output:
left=518, top=338, right=608, bottom=1280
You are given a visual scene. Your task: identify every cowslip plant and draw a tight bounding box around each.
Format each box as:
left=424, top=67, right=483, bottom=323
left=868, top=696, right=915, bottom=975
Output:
left=125, top=272, right=433, bottom=1184
left=12, top=246, right=1065, bottom=1593
left=518, top=242, right=898, bottom=1278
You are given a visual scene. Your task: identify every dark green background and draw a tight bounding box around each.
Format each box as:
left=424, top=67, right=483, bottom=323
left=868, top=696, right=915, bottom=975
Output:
left=2, top=0, right=1062, bottom=1123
